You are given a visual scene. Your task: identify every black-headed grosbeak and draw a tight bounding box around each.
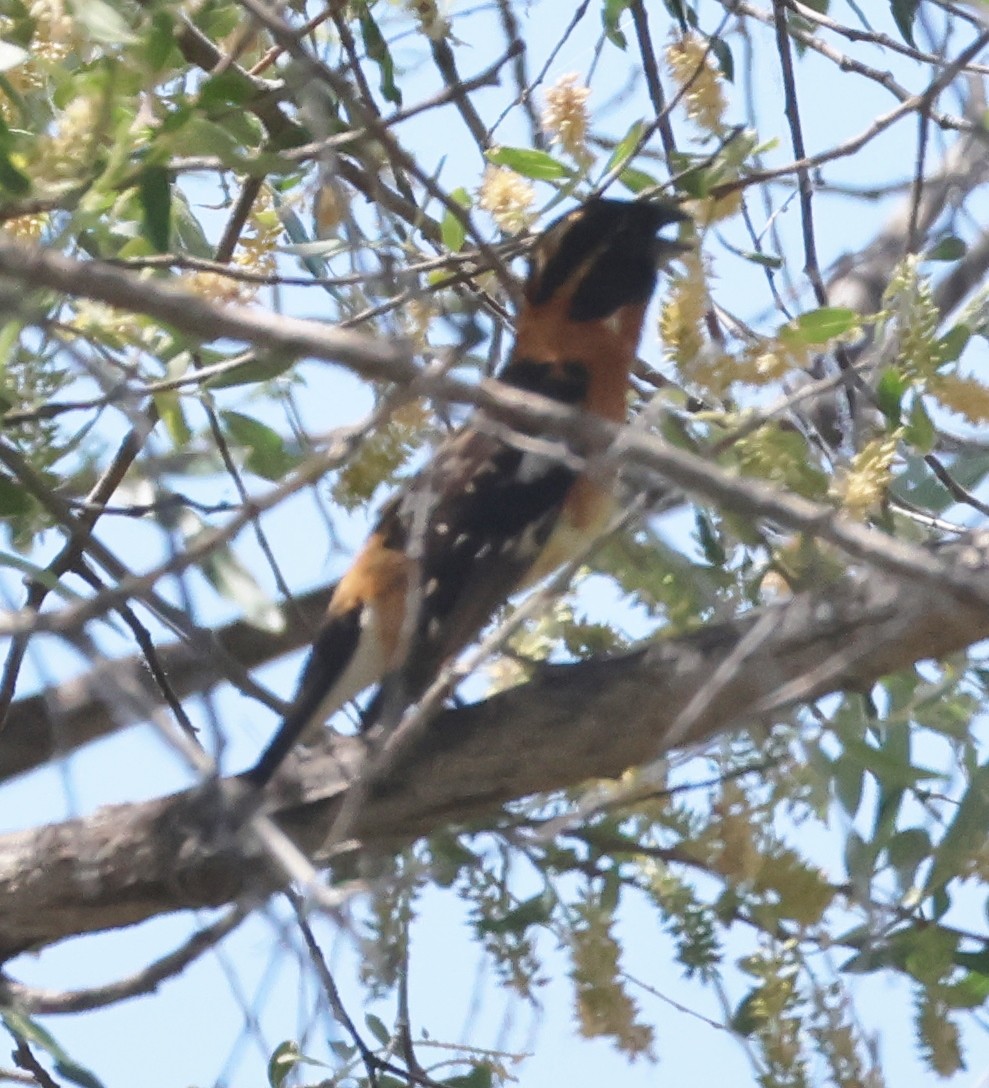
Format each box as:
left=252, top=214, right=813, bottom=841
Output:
left=246, top=197, right=688, bottom=787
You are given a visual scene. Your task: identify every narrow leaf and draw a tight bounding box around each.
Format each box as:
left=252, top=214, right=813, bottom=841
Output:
left=359, top=6, right=402, bottom=105
left=441, top=186, right=471, bottom=252
left=365, top=1012, right=391, bottom=1047
left=0, top=474, right=31, bottom=517
left=601, top=0, right=632, bottom=48
left=926, top=235, right=967, bottom=262
left=904, top=395, right=935, bottom=453
left=605, top=119, right=647, bottom=174
left=486, top=146, right=571, bottom=181
left=779, top=307, right=860, bottom=346
left=220, top=410, right=300, bottom=481
left=890, top=0, right=919, bottom=46
left=1, top=1011, right=105, bottom=1088
left=138, top=164, right=171, bottom=252
left=70, top=0, right=137, bottom=44
left=0, top=115, right=28, bottom=195
left=876, top=367, right=904, bottom=426
left=925, top=760, right=989, bottom=896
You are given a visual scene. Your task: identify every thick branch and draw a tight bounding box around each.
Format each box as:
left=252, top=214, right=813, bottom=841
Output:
left=2, top=532, right=988, bottom=959
left=0, top=586, right=330, bottom=783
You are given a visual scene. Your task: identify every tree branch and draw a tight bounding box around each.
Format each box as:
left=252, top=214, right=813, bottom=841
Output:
left=2, top=531, right=988, bottom=958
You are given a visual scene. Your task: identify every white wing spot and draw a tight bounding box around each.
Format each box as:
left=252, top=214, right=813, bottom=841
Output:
left=513, top=452, right=554, bottom=484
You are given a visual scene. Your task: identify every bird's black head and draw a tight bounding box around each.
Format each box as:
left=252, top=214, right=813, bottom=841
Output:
left=524, top=197, right=690, bottom=322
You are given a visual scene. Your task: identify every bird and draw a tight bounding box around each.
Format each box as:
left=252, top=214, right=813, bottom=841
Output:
left=245, top=196, right=689, bottom=788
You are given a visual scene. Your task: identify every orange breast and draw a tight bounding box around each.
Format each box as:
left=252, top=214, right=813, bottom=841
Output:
left=513, top=293, right=647, bottom=423
left=331, top=533, right=410, bottom=664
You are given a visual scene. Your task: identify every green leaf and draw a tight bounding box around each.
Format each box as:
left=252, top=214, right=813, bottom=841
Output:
left=707, top=35, right=734, bottom=81
left=171, top=190, right=213, bottom=259
left=606, top=119, right=647, bottom=175
left=265, top=1041, right=329, bottom=1088
left=198, top=69, right=254, bottom=110
left=267, top=1041, right=301, bottom=1088
left=694, top=510, right=725, bottom=566
left=205, top=354, right=296, bottom=389
left=365, top=1012, right=391, bottom=1047
left=486, top=145, right=571, bottom=181
left=890, top=0, right=919, bottom=46
left=904, top=395, right=935, bottom=453
left=153, top=390, right=192, bottom=447
left=844, top=829, right=875, bottom=886
left=2, top=1011, right=105, bottom=1088
left=841, top=937, right=909, bottom=975
left=779, top=307, right=860, bottom=346
left=359, top=5, right=402, bottom=105
left=163, top=114, right=253, bottom=168
left=69, top=0, right=137, bottom=44
left=0, top=474, right=31, bottom=517
left=942, top=971, right=989, bottom=1009
left=221, top=410, right=300, bottom=481
left=832, top=755, right=864, bottom=819
left=0, top=115, right=28, bottom=195
left=730, top=988, right=764, bottom=1035
left=738, top=249, right=783, bottom=269
left=601, top=0, right=633, bottom=48
left=876, top=367, right=904, bottom=426
left=886, top=827, right=931, bottom=884
left=925, top=235, right=967, bottom=262
left=144, top=10, right=176, bottom=71
left=840, top=734, right=940, bottom=790
left=618, top=166, right=658, bottom=194
left=444, top=1065, right=494, bottom=1088
left=926, top=760, right=989, bottom=896
left=138, top=165, right=171, bottom=252
left=441, top=186, right=471, bottom=252
left=904, top=924, right=957, bottom=985
left=0, top=550, right=84, bottom=599
left=663, top=0, right=694, bottom=30
left=937, top=323, right=970, bottom=365
left=475, top=894, right=551, bottom=936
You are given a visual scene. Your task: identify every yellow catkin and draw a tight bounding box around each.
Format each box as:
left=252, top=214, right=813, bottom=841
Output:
left=65, top=300, right=145, bottom=346
left=931, top=373, right=989, bottom=424
left=183, top=187, right=282, bottom=304
left=570, top=902, right=655, bottom=1059
left=32, top=95, right=102, bottom=179
left=659, top=252, right=736, bottom=396
left=831, top=434, right=900, bottom=518
left=477, top=164, right=534, bottom=234
left=2, top=215, right=47, bottom=243
left=666, top=32, right=727, bottom=134
left=731, top=338, right=808, bottom=387
left=882, top=255, right=940, bottom=383
left=542, top=73, right=593, bottom=166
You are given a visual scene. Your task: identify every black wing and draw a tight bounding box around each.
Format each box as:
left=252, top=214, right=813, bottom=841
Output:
left=374, top=420, right=577, bottom=703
